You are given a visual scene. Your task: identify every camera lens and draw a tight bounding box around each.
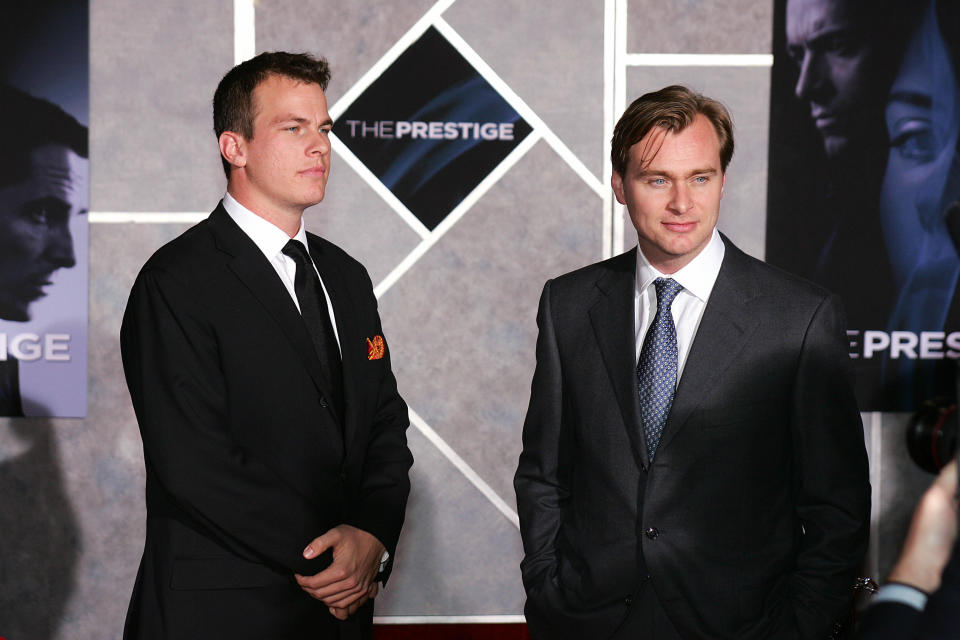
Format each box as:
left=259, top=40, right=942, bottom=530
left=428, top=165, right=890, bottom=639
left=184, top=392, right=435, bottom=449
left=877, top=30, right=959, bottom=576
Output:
left=906, top=398, right=958, bottom=473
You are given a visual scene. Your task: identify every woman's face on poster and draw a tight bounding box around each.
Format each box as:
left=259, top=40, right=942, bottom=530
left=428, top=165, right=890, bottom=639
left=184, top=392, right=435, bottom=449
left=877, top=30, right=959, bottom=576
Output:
left=880, top=1, right=960, bottom=276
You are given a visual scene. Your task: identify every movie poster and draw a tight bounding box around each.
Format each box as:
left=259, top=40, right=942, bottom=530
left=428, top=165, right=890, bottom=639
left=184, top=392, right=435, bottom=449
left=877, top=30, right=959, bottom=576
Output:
left=766, top=0, right=960, bottom=411
left=0, top=0, right=89, bottom=417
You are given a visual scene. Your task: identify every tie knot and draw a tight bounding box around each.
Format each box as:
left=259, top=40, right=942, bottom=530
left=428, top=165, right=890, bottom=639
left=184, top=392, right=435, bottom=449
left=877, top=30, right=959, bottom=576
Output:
left=282, top=239, right=312, bottom=266
left=653, top=278, right=683, bottom=308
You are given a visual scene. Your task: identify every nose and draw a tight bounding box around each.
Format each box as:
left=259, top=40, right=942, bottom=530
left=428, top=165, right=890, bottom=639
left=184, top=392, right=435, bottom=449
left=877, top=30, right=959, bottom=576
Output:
left=794, top=50, right=823, bottom=101
left=668, top=184, right=694, bottom=214
left=47, top=223, right=76, bottom=269
left=308, top=129, right=331, bottom=156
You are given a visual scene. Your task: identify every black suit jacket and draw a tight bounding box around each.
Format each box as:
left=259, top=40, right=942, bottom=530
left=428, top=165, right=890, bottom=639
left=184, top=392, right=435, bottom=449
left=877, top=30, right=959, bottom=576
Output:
left=515, top=236, right=870, bottom=639
left=121, top=205, right=412, bottom=639
left=857, top=537, right=960, bottom=640
left=0, top=357, right=23, bottom=416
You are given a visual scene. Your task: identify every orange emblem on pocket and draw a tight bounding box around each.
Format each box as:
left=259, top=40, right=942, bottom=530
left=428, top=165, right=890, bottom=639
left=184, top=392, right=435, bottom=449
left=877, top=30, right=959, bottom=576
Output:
left=367, top=335, right=385, bottom=360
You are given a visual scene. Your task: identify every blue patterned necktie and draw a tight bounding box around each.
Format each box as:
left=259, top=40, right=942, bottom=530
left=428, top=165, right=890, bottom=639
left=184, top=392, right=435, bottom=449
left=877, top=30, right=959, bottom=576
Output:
left=637, top=277, right=683, bottom=462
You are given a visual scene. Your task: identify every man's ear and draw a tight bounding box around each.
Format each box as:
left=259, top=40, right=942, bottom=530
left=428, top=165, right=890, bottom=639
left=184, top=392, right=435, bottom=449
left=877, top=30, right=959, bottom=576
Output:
left=720, top=173, right=726, bottom=199
left=218, top=131, right=247, bottom=169
left=611, top=171, right=627, bottom=205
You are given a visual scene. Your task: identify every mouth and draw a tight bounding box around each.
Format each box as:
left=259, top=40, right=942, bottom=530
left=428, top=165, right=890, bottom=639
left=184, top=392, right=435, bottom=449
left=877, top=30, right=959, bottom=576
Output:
left=18, top=275, right=54, bottom=298
left=663, top=221, right=697, bottom=233
left=810, top=110, right=844, bottom=132
left=299, top=167, right=326, bottom=178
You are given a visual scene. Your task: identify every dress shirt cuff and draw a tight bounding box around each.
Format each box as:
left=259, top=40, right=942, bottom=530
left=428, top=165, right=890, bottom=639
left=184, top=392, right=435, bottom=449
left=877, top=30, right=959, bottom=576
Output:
left=871, top=582, right=928, bottom=611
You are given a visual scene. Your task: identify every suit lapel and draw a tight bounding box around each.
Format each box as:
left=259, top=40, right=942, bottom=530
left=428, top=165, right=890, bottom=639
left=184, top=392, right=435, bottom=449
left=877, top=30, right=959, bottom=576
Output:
left=588, top=249, right=649, bottom=470
left=656, top=237, right=759, bottom=453
left=208, top=207, right=343, bottom=441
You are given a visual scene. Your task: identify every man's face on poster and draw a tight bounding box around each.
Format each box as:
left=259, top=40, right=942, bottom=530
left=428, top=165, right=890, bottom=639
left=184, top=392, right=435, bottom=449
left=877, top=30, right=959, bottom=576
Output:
left=0, top=144, right=87, bottom=322
left=786, top=0, right=885, bottom=158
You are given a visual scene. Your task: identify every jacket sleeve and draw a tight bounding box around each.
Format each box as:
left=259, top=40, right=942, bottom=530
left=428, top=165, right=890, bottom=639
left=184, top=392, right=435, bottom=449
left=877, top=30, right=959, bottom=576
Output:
left=788, top=293, right=872, bottom=638
left=342, top=266, right=413, bottom=581
left=514, top=280, right=571, bottom=610
left=122, top=266, right=332, bottom=577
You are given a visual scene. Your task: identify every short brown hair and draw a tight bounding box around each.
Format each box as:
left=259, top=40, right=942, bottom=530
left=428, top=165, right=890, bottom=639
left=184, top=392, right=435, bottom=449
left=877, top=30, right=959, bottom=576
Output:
left=611, top=85, right=734, bottom=176
left=0, top=84, right=88, bottom=187
left=213, top=51, right=331, bottom=178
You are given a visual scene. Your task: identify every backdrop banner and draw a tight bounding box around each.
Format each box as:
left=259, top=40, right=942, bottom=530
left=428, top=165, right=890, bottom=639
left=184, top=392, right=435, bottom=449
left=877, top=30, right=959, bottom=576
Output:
left=0, top=0, right=89, bottom=417
left=766, top=0, right=960, bottom=411
left=333, top=26, right=532, bottom=231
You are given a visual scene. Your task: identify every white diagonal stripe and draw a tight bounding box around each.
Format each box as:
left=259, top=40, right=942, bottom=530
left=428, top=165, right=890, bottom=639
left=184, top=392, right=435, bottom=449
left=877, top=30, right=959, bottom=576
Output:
left=432, top=17, right=605, bottom=199
left=373, top=130, right=540, bottom=299
left=625, top=53, right=773, bottom=67
left=408, top=408, right=520, bottom=530
left=329, top=0, right=458, bottom=120
left=330, top=134, right=431, bottom=240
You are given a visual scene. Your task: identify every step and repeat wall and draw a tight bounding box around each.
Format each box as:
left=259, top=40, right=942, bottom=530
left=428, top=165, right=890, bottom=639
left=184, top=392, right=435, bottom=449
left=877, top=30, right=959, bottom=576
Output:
left=0, top=0, right=951, bottom=637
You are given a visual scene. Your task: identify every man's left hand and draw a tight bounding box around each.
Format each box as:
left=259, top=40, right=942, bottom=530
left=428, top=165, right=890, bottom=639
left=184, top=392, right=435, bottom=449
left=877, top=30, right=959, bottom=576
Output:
left=295, top=524, right=386, bottom=614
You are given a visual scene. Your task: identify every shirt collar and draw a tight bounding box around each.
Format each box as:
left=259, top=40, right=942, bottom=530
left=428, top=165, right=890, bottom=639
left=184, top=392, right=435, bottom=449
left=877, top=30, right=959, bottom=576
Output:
left=635, top=228, right=725, bottom=302
left=222, top=191, right=308, bottom=258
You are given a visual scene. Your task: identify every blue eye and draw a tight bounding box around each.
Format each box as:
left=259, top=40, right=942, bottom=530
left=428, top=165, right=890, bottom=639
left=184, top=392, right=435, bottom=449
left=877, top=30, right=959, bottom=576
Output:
left=693, top=176, right=708, bottom=184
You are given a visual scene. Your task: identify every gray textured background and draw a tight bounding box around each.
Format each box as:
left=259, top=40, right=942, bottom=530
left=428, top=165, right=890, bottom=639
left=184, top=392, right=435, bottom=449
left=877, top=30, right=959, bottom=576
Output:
left=0, top=1, right=933, bottom=637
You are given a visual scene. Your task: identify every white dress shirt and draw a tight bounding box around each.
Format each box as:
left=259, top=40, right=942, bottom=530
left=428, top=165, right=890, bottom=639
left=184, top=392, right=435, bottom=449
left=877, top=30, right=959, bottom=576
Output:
left=634, top=228, right=725, bottom=381
left=222, top=192, right=341, bottom=352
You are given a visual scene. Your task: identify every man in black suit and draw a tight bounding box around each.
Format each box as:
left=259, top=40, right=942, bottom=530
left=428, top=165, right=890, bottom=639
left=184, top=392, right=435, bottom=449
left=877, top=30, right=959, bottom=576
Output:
left=0, top=85, right=87, bottom=417
left=121, top=52, right=413, bottom=639
left=857, top=461, right=959, bottom=640
left=514, top=85, right=870, bottom=639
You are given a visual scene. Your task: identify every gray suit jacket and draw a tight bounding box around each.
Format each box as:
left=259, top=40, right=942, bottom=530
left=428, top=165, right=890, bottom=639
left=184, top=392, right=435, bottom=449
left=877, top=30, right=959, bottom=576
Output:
left=515, top=235, right=870, bottom=639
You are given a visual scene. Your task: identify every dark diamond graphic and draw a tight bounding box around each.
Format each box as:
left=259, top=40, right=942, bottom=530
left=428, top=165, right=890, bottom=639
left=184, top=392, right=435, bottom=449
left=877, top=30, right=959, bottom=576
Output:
left=333, top=27, right=532, bottom=230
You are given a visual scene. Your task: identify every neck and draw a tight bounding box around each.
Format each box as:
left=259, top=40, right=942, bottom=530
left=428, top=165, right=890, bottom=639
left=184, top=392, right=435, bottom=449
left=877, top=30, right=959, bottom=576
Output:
left=227, top=182, right=303, bottom=238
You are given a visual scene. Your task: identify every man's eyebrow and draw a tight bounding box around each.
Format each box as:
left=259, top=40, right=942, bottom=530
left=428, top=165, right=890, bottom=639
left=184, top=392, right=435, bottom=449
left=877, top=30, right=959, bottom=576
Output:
left=637, top=167, right=718, bottom=178
left=271, top=115, right=308, bottom=125
left=271, top=115, right=334, bottom=127
left=804, top=26, right=860, bottom=48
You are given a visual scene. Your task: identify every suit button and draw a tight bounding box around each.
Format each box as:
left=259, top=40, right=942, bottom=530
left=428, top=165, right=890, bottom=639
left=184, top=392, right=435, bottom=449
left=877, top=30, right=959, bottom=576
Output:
left=319, top=396, right=328, bottom=408
left=645, top=527, right=659, bottom=540
left=624, top=594, right=633, bottom=606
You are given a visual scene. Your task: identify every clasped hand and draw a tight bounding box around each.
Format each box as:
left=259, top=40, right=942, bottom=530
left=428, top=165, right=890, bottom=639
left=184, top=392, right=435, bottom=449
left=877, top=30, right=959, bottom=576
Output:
left=294, top=524, right=386, bottom=620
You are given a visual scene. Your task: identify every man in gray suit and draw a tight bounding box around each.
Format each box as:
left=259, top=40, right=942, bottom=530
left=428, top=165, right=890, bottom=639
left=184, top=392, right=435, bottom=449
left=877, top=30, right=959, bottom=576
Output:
left=515, top=85, right=871, bottom=639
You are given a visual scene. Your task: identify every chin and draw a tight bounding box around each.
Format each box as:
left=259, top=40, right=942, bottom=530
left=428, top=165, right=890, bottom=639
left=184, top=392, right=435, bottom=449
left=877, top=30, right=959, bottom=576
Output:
left=0, top=304, right=31, bottom=322
left=821, top=134, right=853, bottom=159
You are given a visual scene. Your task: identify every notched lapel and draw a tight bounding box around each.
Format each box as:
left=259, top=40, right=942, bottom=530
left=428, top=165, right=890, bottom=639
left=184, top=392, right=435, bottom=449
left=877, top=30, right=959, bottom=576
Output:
left=657, top=246, right=759, bottom=454
left=588, top=250, right=648, bottom=470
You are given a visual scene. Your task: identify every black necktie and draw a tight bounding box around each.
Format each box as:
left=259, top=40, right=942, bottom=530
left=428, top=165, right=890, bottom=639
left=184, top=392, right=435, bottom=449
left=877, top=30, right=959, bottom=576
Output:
left=282, top=239, right=344, bottom=419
